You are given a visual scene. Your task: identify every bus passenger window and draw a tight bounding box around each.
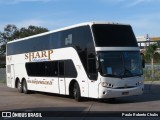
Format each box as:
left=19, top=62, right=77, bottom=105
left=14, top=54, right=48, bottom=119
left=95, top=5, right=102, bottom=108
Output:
left=25, top=62, right=45, bottom=76
left=45, top=61, right=58, bottom=77
left=65, top=60, right=77, bottom=78
left=59, top=61, right=64, bottom=77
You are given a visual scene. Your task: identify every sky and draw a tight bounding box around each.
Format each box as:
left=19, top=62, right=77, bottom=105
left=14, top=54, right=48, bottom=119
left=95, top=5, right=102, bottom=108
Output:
left=0, top=0, right=160, bottom=37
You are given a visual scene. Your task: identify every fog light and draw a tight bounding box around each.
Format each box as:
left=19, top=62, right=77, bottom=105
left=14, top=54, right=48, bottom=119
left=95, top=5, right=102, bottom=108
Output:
left=103, top=91, right=107, bottom=95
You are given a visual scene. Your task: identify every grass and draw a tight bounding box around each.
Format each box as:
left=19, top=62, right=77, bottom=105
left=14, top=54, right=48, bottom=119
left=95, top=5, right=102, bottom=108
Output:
left=0, top=80, right=6, bottom=83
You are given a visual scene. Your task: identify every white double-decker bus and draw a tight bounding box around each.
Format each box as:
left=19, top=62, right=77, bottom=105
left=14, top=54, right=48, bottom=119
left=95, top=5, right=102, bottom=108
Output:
left=6, top=22, right=144, bottom=101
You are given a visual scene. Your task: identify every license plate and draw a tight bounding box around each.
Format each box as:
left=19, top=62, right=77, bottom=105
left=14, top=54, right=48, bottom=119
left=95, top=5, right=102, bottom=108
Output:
left=122, top=92, right=129, bottom=95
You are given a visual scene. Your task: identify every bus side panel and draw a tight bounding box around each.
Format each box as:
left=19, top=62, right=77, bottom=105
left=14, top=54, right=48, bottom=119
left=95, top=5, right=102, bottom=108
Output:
left=88, top=73, right=101, bottom=98
left=26, top=77, right=59, bottom=93
left=6, top=56, right=16, bottom=88
left=6, top=47, right=90, bottom=98
left=10, top=65, right=15, bottom=88
left=53, top=47, right=90, bottom=97
left=6, top=64, right=12, bottom=88
left=73, top=62, right=89, bottom=98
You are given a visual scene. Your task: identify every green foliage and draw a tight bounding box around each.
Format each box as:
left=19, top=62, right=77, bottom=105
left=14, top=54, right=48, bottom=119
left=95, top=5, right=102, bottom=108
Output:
left=0, top=44, right=6, bottom=55
left=145, top=43, right=160, bottom=62
left=0, top=24, right=49, bottom=54
left=144, top=43, right=160, bottom=78
left=0, top=24, right=18, bottom=54
left=0, top=64, right=5, bottom=68
left=17, top=25, right=48, bottom=38
left=146, top=44, right=158, bottom=56
left=0, top=55, right=6, bottom=68
left=0, top=80, right=6, bottom=83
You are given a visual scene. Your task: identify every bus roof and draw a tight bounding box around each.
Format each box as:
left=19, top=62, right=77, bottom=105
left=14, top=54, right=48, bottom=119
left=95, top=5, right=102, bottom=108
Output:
left=8, top=21, right=130, bottom=44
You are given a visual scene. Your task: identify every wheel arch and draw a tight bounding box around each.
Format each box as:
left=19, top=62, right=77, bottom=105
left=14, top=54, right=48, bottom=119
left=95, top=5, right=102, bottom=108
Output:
left=69, top=79, right=78, bottom=96
left=15, top=77, right=20, bottom=88
left=21, top=77, right=26, bottom=83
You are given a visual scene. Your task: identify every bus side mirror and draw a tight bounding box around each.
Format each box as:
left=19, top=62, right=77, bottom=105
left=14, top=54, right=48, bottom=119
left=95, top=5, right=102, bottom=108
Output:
left=140, top=53, right=145, bottom=68
left=96, top=61, right=100, bottom=71
left=142, top=59, right=145, bottom=68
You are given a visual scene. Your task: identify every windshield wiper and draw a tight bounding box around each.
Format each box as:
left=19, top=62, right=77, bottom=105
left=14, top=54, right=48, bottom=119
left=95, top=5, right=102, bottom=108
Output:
left=122, top=68, right=133, bottom=77
left=118, top=68, right=133, bottom=78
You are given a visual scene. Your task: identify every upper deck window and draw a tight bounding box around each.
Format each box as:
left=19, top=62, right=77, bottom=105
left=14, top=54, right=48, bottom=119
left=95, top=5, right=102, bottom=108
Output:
left=92, top=24, right=138, bottom=47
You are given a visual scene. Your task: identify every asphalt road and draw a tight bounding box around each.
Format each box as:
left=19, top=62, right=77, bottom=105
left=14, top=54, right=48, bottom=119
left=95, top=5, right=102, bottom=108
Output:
left=0, top=81, right=160, bottom=120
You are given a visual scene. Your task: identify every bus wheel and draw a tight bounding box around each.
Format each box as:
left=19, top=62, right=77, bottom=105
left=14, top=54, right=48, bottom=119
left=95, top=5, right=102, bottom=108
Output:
left=17, top=80, right=23, bottom=93
left=22, top=80, right=29, bottom=94
left=73, top=82, right=81, bottom=102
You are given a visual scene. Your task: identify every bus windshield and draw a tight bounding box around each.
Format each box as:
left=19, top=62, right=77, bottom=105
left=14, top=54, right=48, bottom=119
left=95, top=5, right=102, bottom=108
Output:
left=98, top=51, right=143, bottom=78
left=92, top=24, right=138, bottom=47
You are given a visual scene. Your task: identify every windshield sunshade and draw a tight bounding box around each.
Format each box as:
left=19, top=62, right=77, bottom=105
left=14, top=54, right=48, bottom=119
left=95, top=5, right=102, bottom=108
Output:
left=92, top=24, right=138, bottom=47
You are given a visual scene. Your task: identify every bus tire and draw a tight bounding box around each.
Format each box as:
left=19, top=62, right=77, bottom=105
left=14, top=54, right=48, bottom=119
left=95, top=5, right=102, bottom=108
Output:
left=73, top=82, right=81, bottom=102
left=22, top=80, right=29, bottom=94
left=17, top=80, right=23, bottom=93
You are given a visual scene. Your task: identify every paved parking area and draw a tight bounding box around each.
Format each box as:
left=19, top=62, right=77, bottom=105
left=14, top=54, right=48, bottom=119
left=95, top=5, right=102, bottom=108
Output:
left=0, top=81, right=160, bottom=120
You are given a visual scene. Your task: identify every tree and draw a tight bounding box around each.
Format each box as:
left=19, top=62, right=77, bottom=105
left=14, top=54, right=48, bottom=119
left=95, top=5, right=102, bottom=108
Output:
left=18, top=25, right=48, bottom=38
left=0, top=24, right=18, bottom=54
left=145, top=43, right=160, bottom=79
left=0, top=24, right=48, bottom=54
left=0, top=55, right=5, bottom=68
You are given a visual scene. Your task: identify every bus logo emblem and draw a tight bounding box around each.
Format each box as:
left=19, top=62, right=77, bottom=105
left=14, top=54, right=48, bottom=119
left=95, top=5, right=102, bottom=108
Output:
left=25, top=50, right=53, bottom=62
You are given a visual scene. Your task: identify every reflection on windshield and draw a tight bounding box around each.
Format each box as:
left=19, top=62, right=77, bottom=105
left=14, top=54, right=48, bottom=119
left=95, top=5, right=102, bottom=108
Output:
left=98, top=51, right=143, bottom=78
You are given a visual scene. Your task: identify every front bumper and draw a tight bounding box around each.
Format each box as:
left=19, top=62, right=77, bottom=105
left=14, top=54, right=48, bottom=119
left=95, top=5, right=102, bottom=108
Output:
left=98, top=85, right=144, bottom=99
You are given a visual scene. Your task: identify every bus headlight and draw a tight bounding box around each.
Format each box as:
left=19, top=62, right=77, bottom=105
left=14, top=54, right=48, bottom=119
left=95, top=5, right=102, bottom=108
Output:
left=138, top=81, right=143, bottom=85
left=101, top=82, right=114, bottom=88
left=101, top=82, right=108, bottom=87
left=136, top=81, right=143, bottom=86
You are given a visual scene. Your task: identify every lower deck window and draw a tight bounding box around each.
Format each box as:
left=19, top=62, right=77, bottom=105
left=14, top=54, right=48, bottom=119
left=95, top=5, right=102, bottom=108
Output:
left=25, top=60, right=77, bottom=78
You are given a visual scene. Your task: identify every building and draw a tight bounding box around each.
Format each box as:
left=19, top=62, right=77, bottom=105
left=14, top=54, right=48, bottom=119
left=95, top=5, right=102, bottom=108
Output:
left=136, top=35, right=160, bottom=54
left=150, top=37, right=160, bottom=41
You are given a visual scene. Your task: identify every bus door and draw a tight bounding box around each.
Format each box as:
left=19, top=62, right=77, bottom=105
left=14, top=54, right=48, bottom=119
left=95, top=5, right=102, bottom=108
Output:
left=88, top=56, right=98, bottom=98
left=11, top=64, right=15, bottom=88
left=58, top=61, right=66, bottom=94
